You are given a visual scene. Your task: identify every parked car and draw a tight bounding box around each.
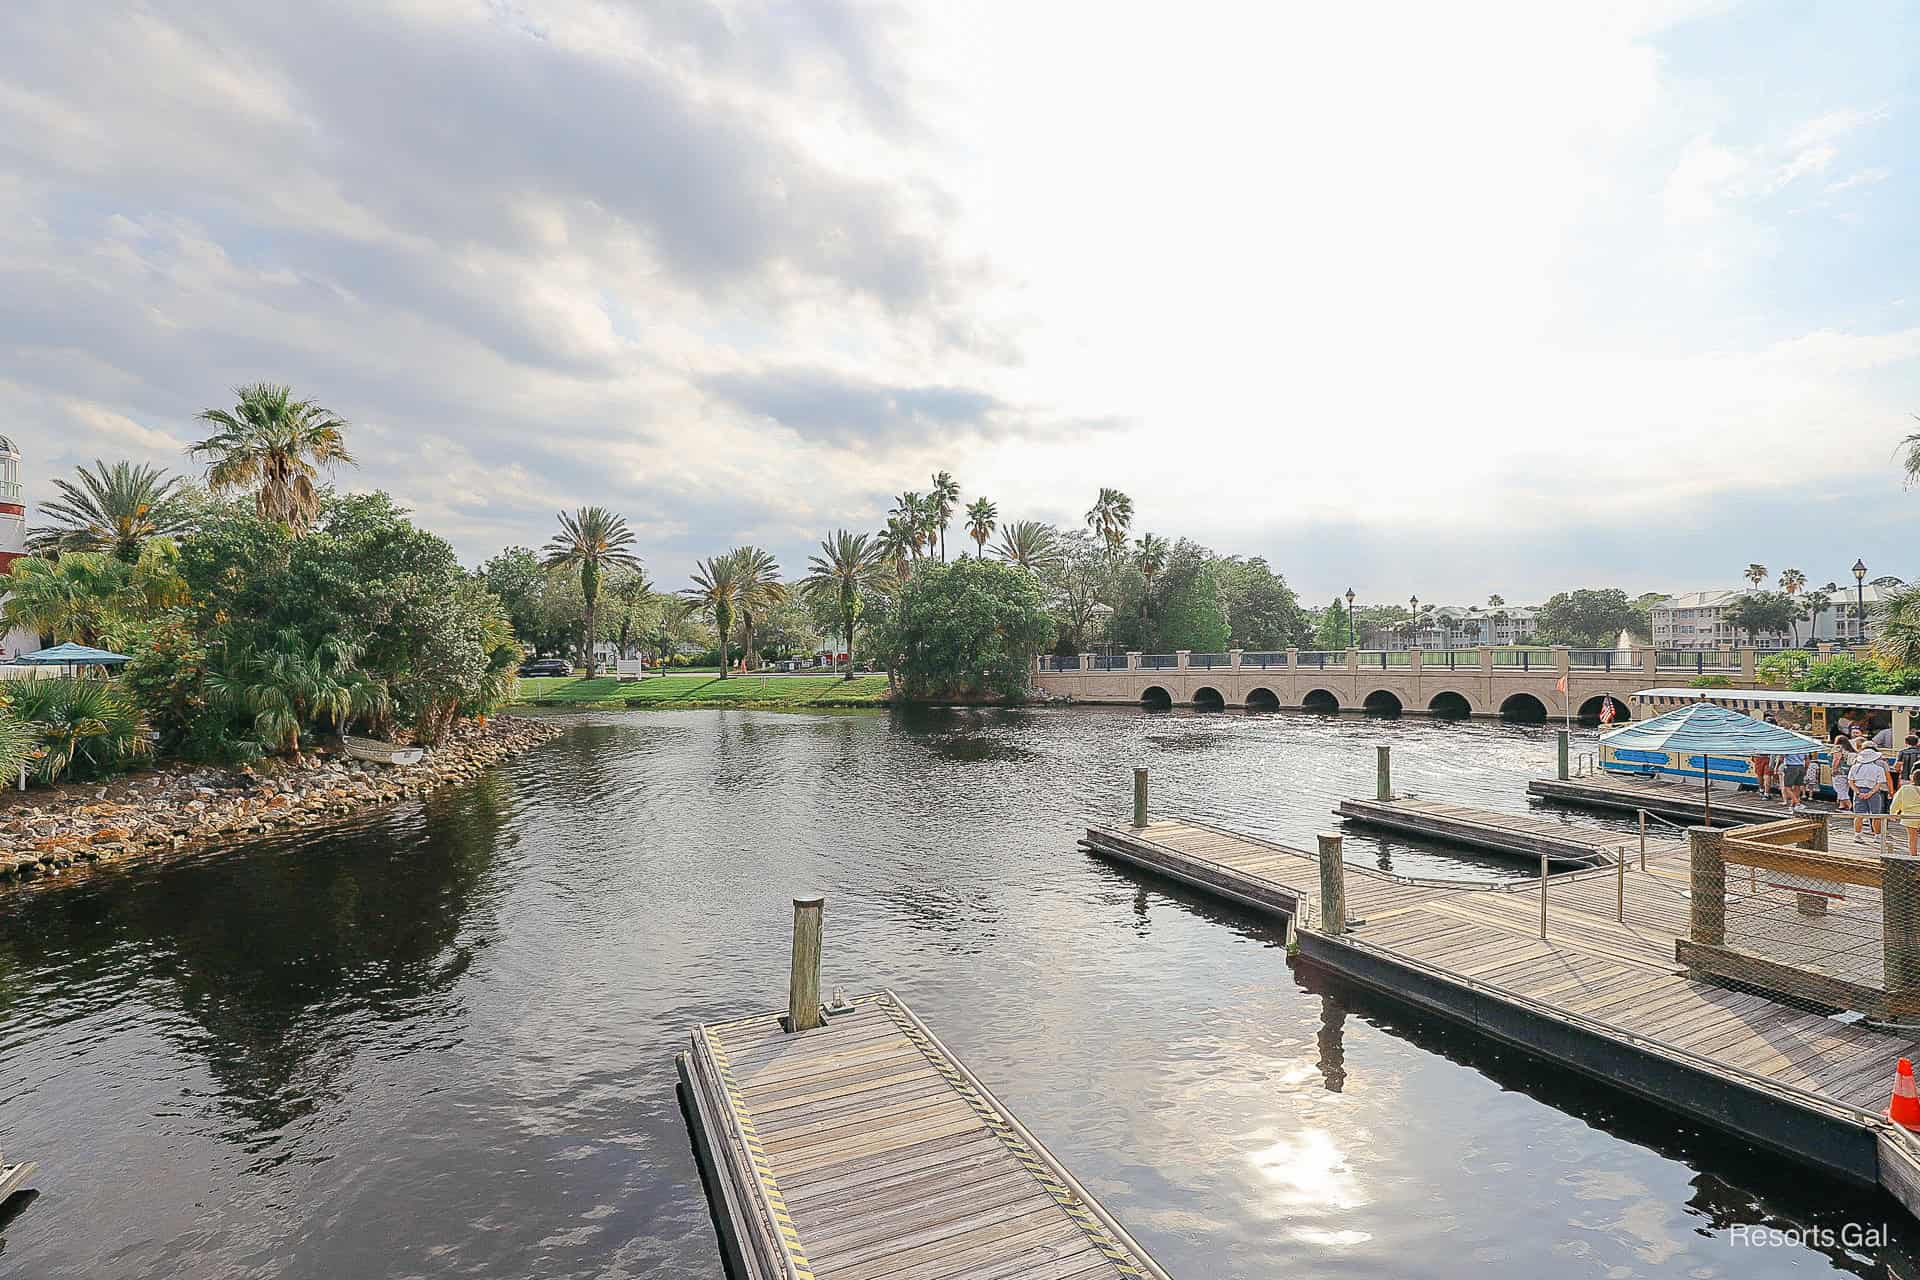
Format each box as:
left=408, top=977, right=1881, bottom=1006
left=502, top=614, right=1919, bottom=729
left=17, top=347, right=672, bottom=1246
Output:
left=519, top=657, right=573, bottom=678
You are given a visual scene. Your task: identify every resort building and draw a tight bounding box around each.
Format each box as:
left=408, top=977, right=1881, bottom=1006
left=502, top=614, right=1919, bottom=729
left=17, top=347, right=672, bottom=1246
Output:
left=1651, top=577, right=1905, bottom=650
left=0, top=437, right=35, bottom=660
left=1380, top=604, right=1540, bottom=650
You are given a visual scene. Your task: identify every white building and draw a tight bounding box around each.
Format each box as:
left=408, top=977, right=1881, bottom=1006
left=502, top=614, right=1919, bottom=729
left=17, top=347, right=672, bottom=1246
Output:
left=1651, top=577, right=1904, bottom=651
left=1388, top=604, right=1540, bottom=650
left=0, top=436, right=34, bottom=660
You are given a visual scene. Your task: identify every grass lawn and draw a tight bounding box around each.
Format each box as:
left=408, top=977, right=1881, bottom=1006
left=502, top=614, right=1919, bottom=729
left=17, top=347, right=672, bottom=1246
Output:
left=514, top=673, right=891, bottom=710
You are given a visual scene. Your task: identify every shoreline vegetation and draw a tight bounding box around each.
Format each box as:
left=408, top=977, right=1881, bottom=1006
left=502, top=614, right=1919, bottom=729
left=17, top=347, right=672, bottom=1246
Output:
left=0, top=715, right=560, bottom=886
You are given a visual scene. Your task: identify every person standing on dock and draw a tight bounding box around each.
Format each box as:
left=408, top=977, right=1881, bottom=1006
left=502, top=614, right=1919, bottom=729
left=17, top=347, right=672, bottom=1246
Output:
left=1782, top=746, right=1811, bottom=813
left=1850, top=746, right=1890, bottom=843
left=1833, top=735, right=1856, bottom=811
left=1895, top=773, right=1920, bottom=856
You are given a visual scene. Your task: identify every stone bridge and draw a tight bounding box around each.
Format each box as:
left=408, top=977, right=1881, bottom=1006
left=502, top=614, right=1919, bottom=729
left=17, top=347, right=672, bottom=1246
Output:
left=1030, top=646, right=1760, bottom=720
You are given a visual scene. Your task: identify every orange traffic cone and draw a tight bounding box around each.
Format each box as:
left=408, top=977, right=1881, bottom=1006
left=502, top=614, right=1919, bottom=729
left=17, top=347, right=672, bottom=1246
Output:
left=1890, top=1059, right=1920, bottom=1130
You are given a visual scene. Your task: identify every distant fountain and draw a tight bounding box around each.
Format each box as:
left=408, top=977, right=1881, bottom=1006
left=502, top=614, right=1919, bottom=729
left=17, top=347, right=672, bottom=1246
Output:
left=1614, top=629, right=1634, bottom=654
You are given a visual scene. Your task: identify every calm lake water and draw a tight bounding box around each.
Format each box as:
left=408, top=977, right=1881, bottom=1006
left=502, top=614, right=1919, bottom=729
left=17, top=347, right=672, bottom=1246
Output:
left=0, top=706, right=1912, bottom=1278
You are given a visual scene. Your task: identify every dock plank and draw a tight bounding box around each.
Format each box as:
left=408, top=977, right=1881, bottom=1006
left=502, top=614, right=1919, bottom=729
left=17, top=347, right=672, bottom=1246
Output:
left=679, top=992, right=1170, bottom=1280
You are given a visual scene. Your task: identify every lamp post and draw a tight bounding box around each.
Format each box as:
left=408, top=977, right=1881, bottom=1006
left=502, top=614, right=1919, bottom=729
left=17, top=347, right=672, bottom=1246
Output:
left=1854, top=559, right=1868, bottom=647
left=1345, top=588, right=1356, bottom=649
left=1410, top=594, right=1420, bottom=649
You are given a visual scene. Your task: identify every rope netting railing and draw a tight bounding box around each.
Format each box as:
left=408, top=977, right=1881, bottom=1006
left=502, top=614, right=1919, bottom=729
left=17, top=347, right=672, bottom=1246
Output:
left=1678, top=818, right=1920, bottom=1022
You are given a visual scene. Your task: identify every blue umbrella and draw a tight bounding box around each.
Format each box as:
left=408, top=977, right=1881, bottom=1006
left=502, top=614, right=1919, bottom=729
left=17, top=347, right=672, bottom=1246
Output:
left=16, top=643, right=132, bottom=665
left=1602, top=699, right=1824, bottom=821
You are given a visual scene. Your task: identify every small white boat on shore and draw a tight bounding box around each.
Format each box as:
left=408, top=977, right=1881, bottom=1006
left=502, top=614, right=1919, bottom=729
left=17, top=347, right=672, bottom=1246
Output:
left=342, top=736, right=425, bottom=766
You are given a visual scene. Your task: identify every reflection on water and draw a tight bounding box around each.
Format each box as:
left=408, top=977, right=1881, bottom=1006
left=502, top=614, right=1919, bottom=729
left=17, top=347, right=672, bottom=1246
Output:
left=0, top=706, right=1909, bottom=1278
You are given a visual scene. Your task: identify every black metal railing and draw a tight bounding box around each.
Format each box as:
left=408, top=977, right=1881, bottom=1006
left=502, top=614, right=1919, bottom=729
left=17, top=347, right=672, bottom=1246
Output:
left=1297, top=650, right=1344, bottom=668
left=1242, top=651, right=1286, bottom=668
left=1489, top=648, right=1554, bottom=671
left=1141, top=654, right=1177, bottom=669
left=1091, top=654, right=1128, bottom=670
left=1189, top=652, right=1231, bottom=669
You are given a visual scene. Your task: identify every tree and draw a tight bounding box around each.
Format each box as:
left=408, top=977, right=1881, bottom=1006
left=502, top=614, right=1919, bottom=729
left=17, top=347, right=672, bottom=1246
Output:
left=601, top=567, right=658, bottom=662
left=928, top=471, right=960, bottom=561
left=8, top=677, right=149, bottom=783
left=965, top=498, right=997, bottom=557
left=207, top=628, right=387, bottom=762
left=1314, top=596, right=1351, bottom=650
left=29, top=460, right=192, bottom=561
left=1487, top=593, right=1505, bottom=607
left=1723, top=590, right=1798, bottom=645
left=1084, top=488, right=1133, bottom=554
left=1874, top=586, right=1920, bottom=670
left=1534, top=588, right=1641, bottom=648
left=479, top=547, right=554, bottom=652
left=542, top=506, right=642, bottom=678
left=1802, top=586, right=1834, bottom=649
left=877, top=518, right=917, bottom=580
left=1133, top=534, right=1169, bottom=628
left=1778, top=568, right=1806, bottom=643
left=1743, top=563, right=1768, bottom=590
left=190, top=383, right=355, bottom=533
left=889, top=492, right=930, bottom=560
left=685, top=553, right=745, bottom=678
left=1902, top=415, right=1920, bottom=486
left=732, top=546, right=786, bottom=671
left=991, top=520, right=1062, bottom=574
left=868, top=557, right=1054, bottom=701
left=1044, top=530, right=1119, bottom=653
left=801, top=531, right=887, bottom=679
left=1, top=546, right=184, bottom=646
left=1155, top=556, right=1231, bottom=652
left=1214, top=556, right=1308, bottom=650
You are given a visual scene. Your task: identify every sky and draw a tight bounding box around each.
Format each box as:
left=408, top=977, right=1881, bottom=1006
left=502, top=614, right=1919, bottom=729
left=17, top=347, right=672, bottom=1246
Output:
left=3, top=0, right=1916, bottom=607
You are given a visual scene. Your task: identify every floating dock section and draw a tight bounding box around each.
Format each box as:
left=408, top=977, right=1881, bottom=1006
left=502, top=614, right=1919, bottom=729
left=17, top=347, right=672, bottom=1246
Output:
left=679, top=990, right=1170, bottom=1280
left=1335, top=796, right=1640, bottom=866
left=1528, top=774, right=1789, bottom=826
left=1084, top=816, right=1920, bottom=1216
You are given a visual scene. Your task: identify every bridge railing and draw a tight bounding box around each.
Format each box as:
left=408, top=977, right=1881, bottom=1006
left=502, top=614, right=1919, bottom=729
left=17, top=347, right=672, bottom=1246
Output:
left=1044, top=654, right=1080, bottom=671
left=1296, top=650, right=1345, bottom=668
left=1655, top=649, right=1739, bottom=673
left=1090, top=654, right=1128, bottom=670
left=1488, top=648, right=1555, bottom=670
left=1242, top=651, right=1286, bottom=669
left=1188, top=652, right=1232, bottom=669
left=1421, top=649, right=1480, bottom=670
left=1140, top=654, right=1178, bottom=670
left=1568, top=649, right=1634, bottom=670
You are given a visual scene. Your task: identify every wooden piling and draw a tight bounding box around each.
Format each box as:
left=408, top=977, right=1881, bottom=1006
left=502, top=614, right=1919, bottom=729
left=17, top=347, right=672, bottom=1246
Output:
left=1883, top=854, right=1920, bottom=1012
left=1133, top=767, right=1148, bottom=828
left=1557, top=729, right=1570, bottom=780
left=1689, top=827, right=1726, bottom=948
left=1539, top=852, right=1549, bottom=939
left=1317, top=833, right=1346, bottom=935
left=787, top=896, right=824, bottom=1032
left=1376, top=745, right=1391, bottom=801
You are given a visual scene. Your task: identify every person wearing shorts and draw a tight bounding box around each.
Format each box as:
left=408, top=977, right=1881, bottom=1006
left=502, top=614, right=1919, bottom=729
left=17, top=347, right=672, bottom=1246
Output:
left=1832, top=736, right=1855, bottom=810
left=1781, top=750, right=1809, bottom=812
left=1851, top=747, right=1890, bottom=841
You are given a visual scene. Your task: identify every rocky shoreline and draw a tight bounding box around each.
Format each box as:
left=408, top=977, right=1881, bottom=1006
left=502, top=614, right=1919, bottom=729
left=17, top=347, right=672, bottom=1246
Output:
left=0, top=715, right=563, bottom=884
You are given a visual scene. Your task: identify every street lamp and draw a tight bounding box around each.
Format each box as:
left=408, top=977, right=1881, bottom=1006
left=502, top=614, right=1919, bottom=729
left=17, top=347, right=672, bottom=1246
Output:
left=1854, top=559, right=1868, bottom=646
left=1409, top=594, right=1420, bottom=649
left=1345, top=588, right=1356, bottom=650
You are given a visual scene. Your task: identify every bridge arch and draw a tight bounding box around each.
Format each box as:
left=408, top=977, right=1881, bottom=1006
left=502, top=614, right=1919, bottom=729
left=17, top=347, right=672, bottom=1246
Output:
left=1140, top=685, right=1172, bottom=711
left=1500, top=692, right=1548, bottom=723
left=1192, top=686, right=1226, bottom=712
left=1245, top=687, right=1281, bottom=712
left=1578, top=694, right=1631, bottom=725
left=1301, top=688, right=1340, bottom=714
left=1363, top=689, right=1403, bottom=717
left=1428, top=690, right=1474, bottom=719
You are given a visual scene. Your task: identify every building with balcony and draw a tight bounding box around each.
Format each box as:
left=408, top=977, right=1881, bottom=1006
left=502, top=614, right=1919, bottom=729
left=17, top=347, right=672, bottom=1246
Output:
left=1651, top=578, right=1905, bottom=651
left=1381, top=604, right=1540, bottom=650
left=0, top=436, right=34, bottom=660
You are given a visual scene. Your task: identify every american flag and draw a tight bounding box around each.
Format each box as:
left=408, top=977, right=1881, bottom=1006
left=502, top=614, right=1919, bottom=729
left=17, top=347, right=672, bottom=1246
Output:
left=1599, top=697, right=1616, bottom=725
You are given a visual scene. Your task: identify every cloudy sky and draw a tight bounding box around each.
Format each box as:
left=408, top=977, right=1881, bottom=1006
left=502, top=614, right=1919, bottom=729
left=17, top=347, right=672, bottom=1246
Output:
left=4, top=1, right=1916, bottom=605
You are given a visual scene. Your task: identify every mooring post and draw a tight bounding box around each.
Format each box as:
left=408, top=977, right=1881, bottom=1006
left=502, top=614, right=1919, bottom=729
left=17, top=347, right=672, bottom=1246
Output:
left=1316, top=833, right=1346, bottom=936
left=1557, top=729, right=1570, bottom=781
left=1883, top=853, right=1920, bottom=1018
left=1616, top=845, right=1626, bottom=922
left=1375, top=745, right=1391, bottom=801
left=1539, top=853, right=1549, bottom=939
left=1688, top=827, right=1725, bottom=947
left=1132, top=768, right=1148, bottom=828
left=787, top=895, right=824, bottom=1032
left=1639, top=809, right=1648, bottom=870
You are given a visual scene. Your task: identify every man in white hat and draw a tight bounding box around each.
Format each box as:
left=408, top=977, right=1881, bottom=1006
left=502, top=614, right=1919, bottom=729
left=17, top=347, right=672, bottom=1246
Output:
left=1850, top=745, right=1891, bottom=843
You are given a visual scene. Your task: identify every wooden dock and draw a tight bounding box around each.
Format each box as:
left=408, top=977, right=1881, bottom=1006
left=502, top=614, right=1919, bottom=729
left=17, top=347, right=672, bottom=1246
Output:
left=1084, top=816, right=1920, bottom=1211
left=678, top=990, right=1170, bottom=1280
left=1336, top=796, right=1645, bottom=866
left=1528, top=773, right=1793, bottom=826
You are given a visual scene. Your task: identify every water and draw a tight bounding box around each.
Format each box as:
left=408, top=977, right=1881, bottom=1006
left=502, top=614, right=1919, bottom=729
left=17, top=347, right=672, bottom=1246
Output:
left=0, top=707, right=1910, bottom=1278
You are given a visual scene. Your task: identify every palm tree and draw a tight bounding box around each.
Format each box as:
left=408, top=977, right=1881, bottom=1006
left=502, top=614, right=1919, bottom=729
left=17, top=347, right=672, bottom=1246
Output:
left=190, top=383, right=356, bottom=532
left=1902, top=416, right=1920, bottom=485
left=928, top=472, right=960, bottom=561
left=889, top=492, right=930, bottom=559
left=877, top=518, right=917, bottom=580
left=1085, top=488, right=1133, bottom=554
left=1875, top=586, right=1920, bottom=668
left=207, top=629, right=386, bottom=762
left=1804, top=586, right=1834, bottom=648
left=1779, top=568, right=1806, bottom=644
left=649, top=595, right=698, bottom=664
left=992, top=520, right=1062, bottom=573
left=965, top=498, right=997, bottom=557
left=0, top=552, right=138, bottom=645
left=1134, top=533, right=1169, bottom=626
left=685, top=553, right=745, bottom=678
left=801, top=531, right=887, bottom=678
left=28, top=460, right=191, bottom=561
left=1487, top=593, right=1504, bottom=607
left=733, top=546, right=786, bottom=671
left=1744, top=563, right=1768, bottom=590
left=542, top=506, right=642, bottom=678
left=9, top=677, right=149, bottom=783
